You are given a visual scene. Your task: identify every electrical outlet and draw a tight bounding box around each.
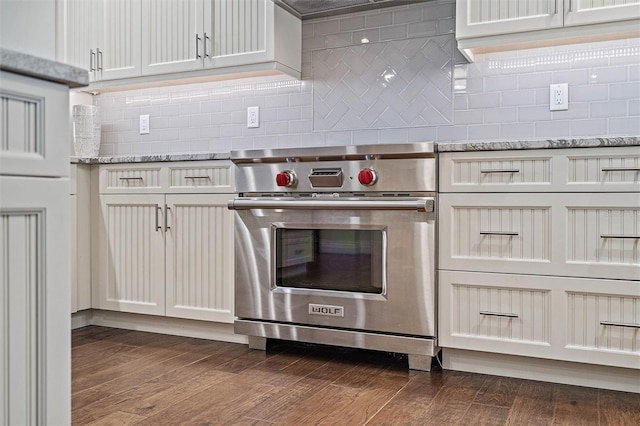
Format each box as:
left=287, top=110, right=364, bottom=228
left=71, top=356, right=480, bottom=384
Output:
left=549, top=83, right=568, bottom=111
left=247, top=106, right=259, bottom=128
left=139, top=114, right=150, bottom=134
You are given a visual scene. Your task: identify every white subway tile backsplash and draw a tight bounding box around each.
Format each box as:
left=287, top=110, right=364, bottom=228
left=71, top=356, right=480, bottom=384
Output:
left=95, top=3, right=637, bottom=155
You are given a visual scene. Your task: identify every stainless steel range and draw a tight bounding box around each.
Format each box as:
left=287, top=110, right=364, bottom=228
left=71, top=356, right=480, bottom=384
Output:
left=228, top=143, right=438, bottom=370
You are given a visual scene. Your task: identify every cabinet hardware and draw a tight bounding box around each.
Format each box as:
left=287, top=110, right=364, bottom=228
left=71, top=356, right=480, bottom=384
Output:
left=600, top=321, right=640, bottom=329
left=568, top=0, right=573, bottom=12
left=480, top=311, right=519, bottom=318
left=600, top=234, right=640, bottom=239
left=184, top=175, right=210, bottom=179
left=480, top=231, right=519, bottom=236
left=554, top=0, right=558, bottom=15
left=204, top=32, right=210, bottom=58
left=97, top=48, right=103, bottom=71
left=90, top=49, right=96, bottom=72
left=119, top=176, right=143, bottom=181
left=480, top=169, right=520, bottom=173
left=601, top=167, right=640, bottom=172
left=155, top=204, right=162, bottom=231
left=165, top=205, right=171, bottom=231
left=196, top=34, right=202, bottom=59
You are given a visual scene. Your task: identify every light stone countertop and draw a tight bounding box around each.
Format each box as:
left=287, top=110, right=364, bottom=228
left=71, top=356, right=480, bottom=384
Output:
left=0, top=48, right=89, bottom=88
left=71, top=152, right=231, bottom=164
left=436, top=136, right=639, bottom=152
left=70, top=137, right=640, bottom=164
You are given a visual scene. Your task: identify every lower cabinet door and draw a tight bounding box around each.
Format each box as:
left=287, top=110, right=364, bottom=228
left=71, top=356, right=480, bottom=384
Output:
left=440, top=270, right=640, bottom=369
left=0, top=177, right=70, bottom=425
left=94, top=194, right=166, bottom=315
left=165, top=194, right=234, bottom=323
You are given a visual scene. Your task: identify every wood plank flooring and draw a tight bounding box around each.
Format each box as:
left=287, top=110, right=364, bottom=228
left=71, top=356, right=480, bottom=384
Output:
left=72, top=326, right=640, bottom=425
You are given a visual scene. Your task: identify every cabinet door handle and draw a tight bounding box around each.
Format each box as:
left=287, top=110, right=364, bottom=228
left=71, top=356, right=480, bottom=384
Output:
left=601, top=167, right=640, bottom=172
left=600, top=234, right=640, bottom=239
left=480, top=169, right=520, bottom=174
left=480, top=231, right=519, bottom=236
left=184, top=175, right=211, bottom=180
left=480, top=311, right=519, bottom=318
left=554, top=0, right=558, bottom=15
left=600, top=321, right=640, bottom=329
left=165, top=205, right=171, bottom=231
left=196, top=34, right=202, bottom=59
left=90, top=49, right=96, bottom=72
left=155, top=204, right=162, bottom=231
left=97, top=48, right=103, bottom=71
left=204, top=32, right=209, bottom=58
left=568, top=0, right=573, bottom=12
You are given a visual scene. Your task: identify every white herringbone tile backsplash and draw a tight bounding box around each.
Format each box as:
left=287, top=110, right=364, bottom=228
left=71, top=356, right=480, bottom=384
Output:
left=93, top=0, right=640, bottom=156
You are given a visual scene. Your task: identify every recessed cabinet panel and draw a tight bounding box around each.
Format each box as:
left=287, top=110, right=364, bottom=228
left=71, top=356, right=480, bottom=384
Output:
left=95, top=195, right=166, bottom=315
left=567, top=207, right=640, bottom=266
left=165, top=194, right=234, bottom=323
left=567, top=291, right=640, bottom=355
left=141, top=0, right=203, bottom=75
left=452, top=205, right=551, bottom=262
left=98, top=0, right=142, bottom=80
left=168, top=162, right=234, bottom=192
left=100, top=166, right=163, bottom=193
left=564, top=0, right=640, bottom=26
left=451, top=284, right=550, bottom=344
left=567, top=153, right=640, bottom=188
left=449, top=157, right=551, bottom=187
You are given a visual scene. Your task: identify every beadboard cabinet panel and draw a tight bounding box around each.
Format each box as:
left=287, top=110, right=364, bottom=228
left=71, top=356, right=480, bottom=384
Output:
left=141, top=0, right=204, bottom=75
left=94, top=194, right=166, bottom=315
left=564, top=0, right=640, bottom=26
left=0, top=72, right=69, bottom=178
left=165, top=194, right=234, bottom=323
left=98, top=0, right=142, bottom=80
left=0, top=177, right=70, bottom=425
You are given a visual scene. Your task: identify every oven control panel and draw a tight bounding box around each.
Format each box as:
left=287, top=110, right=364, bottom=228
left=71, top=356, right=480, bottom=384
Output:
left=309, top=168, right=344, bottom=187
left=275, top=170, right=297, bottom=187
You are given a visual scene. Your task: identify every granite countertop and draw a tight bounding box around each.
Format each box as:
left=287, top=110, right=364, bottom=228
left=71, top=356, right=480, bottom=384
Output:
left=0, top=48, right=89, bottom=88
left=70, top=136, right=639, bottom=164
left=436, top=136, right=639, bottom=152
left=71, top=152, right=231, bottom=164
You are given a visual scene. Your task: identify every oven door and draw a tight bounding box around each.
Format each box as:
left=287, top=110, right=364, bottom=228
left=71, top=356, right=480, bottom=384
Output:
left=229, top=196, right=436, bottom=337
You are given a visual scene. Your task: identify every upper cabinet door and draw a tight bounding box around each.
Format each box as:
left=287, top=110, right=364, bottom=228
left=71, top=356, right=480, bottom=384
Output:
left=96, top=0, right=142, bottom=81
left=564, top=0, right=640, bottom=26
left=203, top=0, right=268, bottom=68
left=141, top=0, right=205, bottom=76
left=63, top=0, right=99, bottom=80
left=456, top=0, right=563, bottom=39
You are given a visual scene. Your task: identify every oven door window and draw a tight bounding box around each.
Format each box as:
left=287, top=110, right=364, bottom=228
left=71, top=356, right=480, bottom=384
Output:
left=274, top=227, right=385, bottom=294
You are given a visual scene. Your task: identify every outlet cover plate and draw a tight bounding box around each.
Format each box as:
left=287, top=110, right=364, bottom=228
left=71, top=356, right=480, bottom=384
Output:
left=550, top=83, right=568, bottom=111
left=139, top=114, right=150, bottom=134
left=247, top=106, right=259, bottom=128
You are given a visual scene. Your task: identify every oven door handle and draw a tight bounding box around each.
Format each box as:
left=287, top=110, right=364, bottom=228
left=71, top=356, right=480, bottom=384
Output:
left=227, top=198, right=434, bottom=212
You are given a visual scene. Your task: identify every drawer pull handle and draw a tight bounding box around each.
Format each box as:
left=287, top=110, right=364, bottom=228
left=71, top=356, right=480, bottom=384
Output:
left=601, top=167, right=640, bottom=172
left=480, top=169, right=520, bottom=174
left=480, top=311, right=519, bottom=318
left=184, top=176, right=211, bottom=179
left=600, top=321, right=640, bottom=329
left=119, top=177, right=143, bottom=181
left=600, top=235, right=640, bottom=239
left=480, top=231, right=519, bottom=236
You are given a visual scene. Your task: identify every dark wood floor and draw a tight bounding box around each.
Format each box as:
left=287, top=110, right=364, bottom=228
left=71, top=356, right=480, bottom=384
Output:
left=72, top=326, right=639, bottom=425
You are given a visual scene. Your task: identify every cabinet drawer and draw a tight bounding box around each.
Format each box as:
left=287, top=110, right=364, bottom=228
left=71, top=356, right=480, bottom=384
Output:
left=567, top=291, right=640, bottom=358
left=440, top=271, right=640, bottom=369
left=440, top=193, right=640, bottom=280
left=99, top=164, right=164, bottom=193
left=439, top=271, right=553, bottom=358
left=566, top=149, right=640, bottom=191
left=440, top=147, right=640, bottom=193
left=167, top=161, right=234, bottom=193
left=440, top=152, right=552, bottom=192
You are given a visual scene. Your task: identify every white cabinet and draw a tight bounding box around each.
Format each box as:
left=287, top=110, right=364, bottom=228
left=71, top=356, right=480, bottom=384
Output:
left=456, top=0, right=640, bottom=60
left=0, top=70, right=73, bottom=425
left=70, top=163, right=92, bottom=314
left=62, top=0, right=142, bottom=81
left=141, top=0, right=301, bottom=78
left=93, top=161, right=235, bottom=323
left=438, top=146, right=640, bottom=378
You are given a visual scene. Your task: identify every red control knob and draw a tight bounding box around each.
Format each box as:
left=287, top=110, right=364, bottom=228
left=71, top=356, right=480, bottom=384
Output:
left=276, top=170, right=296, bottom=187
left=358, top=168, right=377, bottom=186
